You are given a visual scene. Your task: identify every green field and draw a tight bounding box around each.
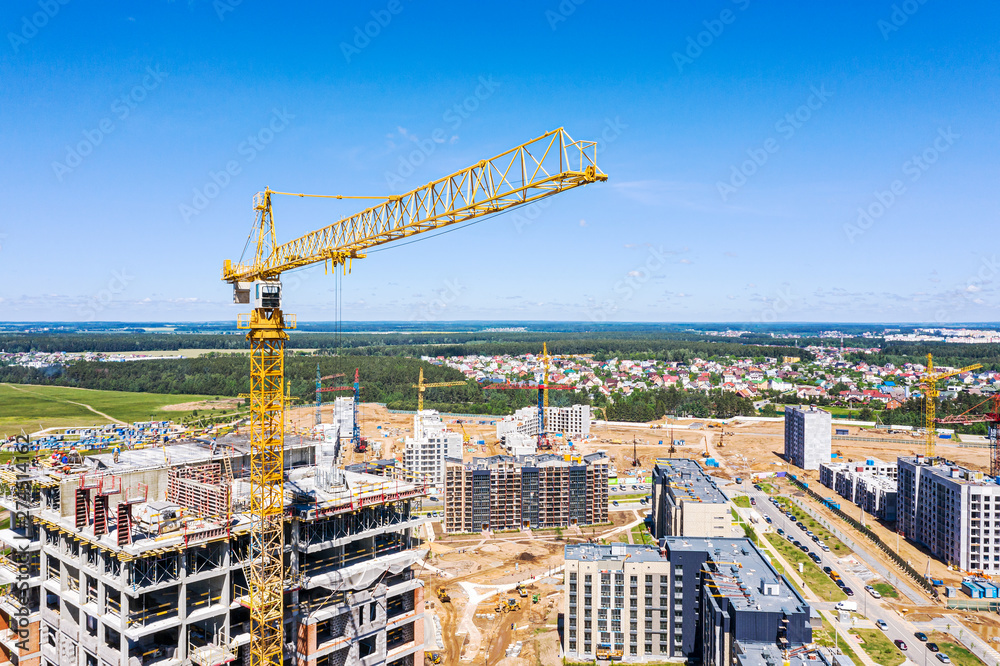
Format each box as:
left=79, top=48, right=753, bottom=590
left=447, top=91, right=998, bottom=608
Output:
left=765, top=534, right=846, bottom=601
left=732, top=496, right=751, bottom=508
left=872, top=582, right=899, bottom=598
left=631, top=524, right=656, bottom=545
left=0, top=383, right=217, bottom=437
left=814, top=617, right=864, bottom=666
left=850, top=628, right=905, bottom=666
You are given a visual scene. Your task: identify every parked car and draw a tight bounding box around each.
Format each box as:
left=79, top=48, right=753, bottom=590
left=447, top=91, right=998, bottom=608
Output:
left=799, top=544, right=809, bottom=552
left=777, top=528, right=785, bottom=536
left=927, top=644, right=940, bottom=653
left=764, top=516, right=772, bottom=524
left=876, top=619, right=888, bottom=631
left=809, top=553, right=821, bottom=563
left=936, top=654, right=951, bottom=664
left=843, top=587, right=854, bottom=596
left=821, top=544, right=830, bottom=552
left=869, top=589, right=881, bottom=599
left=612, top=500, right=619, bottom=506
left=915, top=632, right=928, bottom=642
left=750, top=498, right=756, bottom=505
left=823, top=566, right=832, bottom=574
left=895, top=640, right=907, bottom=651
left=835, top=579, right=846, bottom=589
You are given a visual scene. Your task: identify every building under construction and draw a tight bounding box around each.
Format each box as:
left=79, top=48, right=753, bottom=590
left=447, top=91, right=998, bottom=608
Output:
left=443, top=452, right=608, bottom=533
left=0, top=436, right=428, bottom=666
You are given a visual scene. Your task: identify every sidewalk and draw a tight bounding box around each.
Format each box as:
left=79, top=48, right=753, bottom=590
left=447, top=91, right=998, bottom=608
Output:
left=819, top=609, right=881, bottom=666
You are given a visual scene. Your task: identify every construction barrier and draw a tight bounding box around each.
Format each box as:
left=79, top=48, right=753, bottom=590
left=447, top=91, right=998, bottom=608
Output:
left=787, top=476, right=938, bottom=600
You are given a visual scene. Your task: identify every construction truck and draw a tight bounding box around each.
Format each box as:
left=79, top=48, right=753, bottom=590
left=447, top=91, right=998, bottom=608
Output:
left=428, top=653, right=442, bottom=664
left=532, top=594, right=540, bottom=604
left=495, top=598, right=520, bottom=613
left=354, top=436, right=368, bottom=454
left=516, top=583, right=528, bottom=598
left=437, top=588, right=450, bottom=603
left=596, top=643, right=624, bottom=660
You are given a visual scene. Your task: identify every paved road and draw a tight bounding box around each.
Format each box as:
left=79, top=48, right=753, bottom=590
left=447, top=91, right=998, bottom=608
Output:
left=731, top=482, right=945, bottom=666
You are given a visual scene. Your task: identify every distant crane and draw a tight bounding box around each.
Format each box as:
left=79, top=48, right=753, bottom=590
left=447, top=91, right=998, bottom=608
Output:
left=314, top=364, right=345, bottom=426
left=483, top=370, right=573, bottom=450
left=315, top=368, right=364, bottom=452
left=937, top=393, right=1000, bottom=475
left=919, top=353, right=982, bottom=457
left=412, top=367, right=466, bottom=412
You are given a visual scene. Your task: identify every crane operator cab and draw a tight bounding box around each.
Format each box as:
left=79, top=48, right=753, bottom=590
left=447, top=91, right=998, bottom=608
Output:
left=233, top=280, right=281, bottom=309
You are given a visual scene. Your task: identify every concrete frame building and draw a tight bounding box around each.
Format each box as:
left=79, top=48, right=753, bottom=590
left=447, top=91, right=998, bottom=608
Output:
left=783, top=406, right=832, bottom=470
left=650, top=459, right=730, bottom=539
left=444, top=452, right=608, bottom=533
left=496, top=404, right=591, bottom=440
left=898, top=456, right=1000, bottom=573
left=819, top=458, right=898, bottom=521
left=0, top=437, right=428, bottom=666
left=562, top=539, right=811, bottom=664
left=403, top=410, right=462, bottom=491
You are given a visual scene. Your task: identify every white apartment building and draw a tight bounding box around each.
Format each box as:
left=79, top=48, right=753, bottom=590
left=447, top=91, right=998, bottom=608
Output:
left=404, top=410, right=463, bottom=490
left=496, top=404, right=591, bottom=440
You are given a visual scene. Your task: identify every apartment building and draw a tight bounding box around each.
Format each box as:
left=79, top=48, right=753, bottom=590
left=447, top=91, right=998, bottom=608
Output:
left=784, top=406, right=832, bottom=470
left=650, top=459, right=730, bottom=539
left=898, top=456, right=1000, bottom=573
left=819, top=458, right=898, bottom=521
left=0, top=437, right=427, bottom=666
left=403, top=410, right=462, bottom=491
left=444, top=452, right=609, bottom=532
left=563, top=538, right=811, bottom=664
left=495, top=404, right=591, bottom=440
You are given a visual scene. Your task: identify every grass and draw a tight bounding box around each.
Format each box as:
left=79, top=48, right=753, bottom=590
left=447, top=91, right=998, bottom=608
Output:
left=775, top=496, right=852, bottom=555
left=758, top=482, right=778, bottom=494
left=765, top=534, right=846, bottom=601
left=872, top=582, right=899, bottom=599
left=928, top=633, right=988, bottom=666
left=0, top=383, right=217, bottom=437
left=732, top=496, right=751, bottom=508
left=814, top=617, right=865, bottom=666
left=631, top=524, right=656, bottom=546
left=849, top=628, right=905, bottom=666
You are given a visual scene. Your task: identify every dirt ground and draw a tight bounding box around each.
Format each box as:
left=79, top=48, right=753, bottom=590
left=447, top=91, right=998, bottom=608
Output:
left=280, top=404, right=998, bottom=661
left=161, top=397, right=245, bottom=411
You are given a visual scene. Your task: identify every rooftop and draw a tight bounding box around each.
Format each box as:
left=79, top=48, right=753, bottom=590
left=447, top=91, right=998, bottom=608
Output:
left=661, top=537, right=808, bottom=615
left=653, top=458, right=728, bottom=504
left=564, top=543, right=665, bottom=564
left=899, top=456, right=999, bottom=487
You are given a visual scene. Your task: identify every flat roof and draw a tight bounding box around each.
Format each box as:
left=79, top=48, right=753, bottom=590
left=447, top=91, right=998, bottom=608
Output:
left=899, top=456, right=999, bottom=487
left=564, top=543, right=665, bottom=564
left=653, top=458, right=728, bottom=504
left=661, top=537, right=808, bottom=615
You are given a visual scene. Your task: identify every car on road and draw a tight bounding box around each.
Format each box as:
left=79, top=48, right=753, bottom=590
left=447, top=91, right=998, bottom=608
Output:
left=429, top=497, right=439, bottom=502
left=820, top=544, right=830, bottom=551
left=612, top=500, right=619, bottom=506
left=915, top=632, right=928, bottom=642
left=777, top=528, right=785, bottom=536
left=876, top=619, right=888, bottom=631
left=809, top=553, right=821, bottom=563
left=823, top=566, right=832, bottom=574
left=869, top=589, right=881, bottom=599
left=764, top=516, right=772, bottom=524
left=812, top=535, right=820, bottom=542
left=927, top=644, right=940, bottom=653
left=843, top=587, right=854, bottom=596
left=936, top=654, right=951, bottom=664
left=792, top=540, right=801, bottom=547
left=750, top=498, right=756, bottom=505
left=835, top=579, right=846, bottom=588
left=639, top=499, right=647, bottom=505
left=799, top=545, right=809, bottom=552
left=895, top=640, right=907, bottom=651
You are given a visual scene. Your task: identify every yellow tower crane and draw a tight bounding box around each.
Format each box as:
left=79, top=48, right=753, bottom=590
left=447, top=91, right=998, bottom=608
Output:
left=542, top=342, right=551, bottom=410
left=920, top=353, right=981, bottom=457
left=412, top=367, right=466, bottom=412
left=221, top=128, right=606, bottom=665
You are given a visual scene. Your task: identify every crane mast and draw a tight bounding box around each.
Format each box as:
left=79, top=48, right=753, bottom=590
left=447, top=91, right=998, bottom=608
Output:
left=223, top=128, right=606, bottom=665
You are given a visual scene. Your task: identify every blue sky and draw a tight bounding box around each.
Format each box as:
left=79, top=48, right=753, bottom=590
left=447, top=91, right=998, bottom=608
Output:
left=1, top=0, right=998, bottom=324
